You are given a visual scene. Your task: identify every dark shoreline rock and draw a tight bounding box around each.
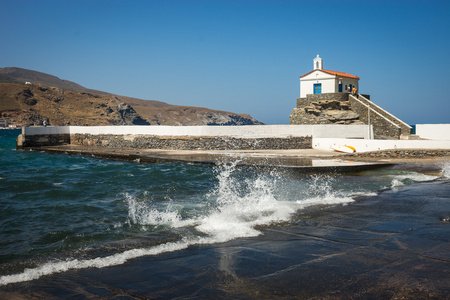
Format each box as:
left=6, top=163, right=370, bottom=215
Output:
left=347, top=149, right=450, bottom=159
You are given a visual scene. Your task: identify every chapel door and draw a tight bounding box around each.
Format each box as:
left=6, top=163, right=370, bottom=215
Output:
left=314, top=83, right=322, bottom=94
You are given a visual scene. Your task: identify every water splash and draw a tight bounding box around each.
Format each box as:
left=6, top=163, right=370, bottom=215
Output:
left=125, top=193, right=183, bottom=229
left=391, top=178, right=404, bottom=189
left=196, top=161, right=294, bottom=240
left=440, top=161, right=450, bottom=179
left=296, top=175, right=354, bottom=207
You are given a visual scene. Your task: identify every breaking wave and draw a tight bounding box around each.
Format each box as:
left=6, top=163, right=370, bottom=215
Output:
left=0, top=161, right=399, bottom=286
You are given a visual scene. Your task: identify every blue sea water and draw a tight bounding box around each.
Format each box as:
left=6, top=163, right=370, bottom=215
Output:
left=0, top=129, right=448, bottom=286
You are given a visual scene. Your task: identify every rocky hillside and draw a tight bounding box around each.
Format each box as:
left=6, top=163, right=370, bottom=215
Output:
left=0, top=83, right=150, bottom=126
left=0, top=67, right=264, bottom=126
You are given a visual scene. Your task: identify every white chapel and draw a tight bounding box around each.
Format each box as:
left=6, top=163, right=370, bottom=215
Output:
left=299, top=55, right=359, bottom=98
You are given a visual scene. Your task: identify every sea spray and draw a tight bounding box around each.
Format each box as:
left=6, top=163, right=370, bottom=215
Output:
left=126, top=193, right=182, bottom=229
left=441, top=161, right=450, bottom=179
left=196, top=161, right=295, bottom=240
left=296, top=175, right=354, bottom=207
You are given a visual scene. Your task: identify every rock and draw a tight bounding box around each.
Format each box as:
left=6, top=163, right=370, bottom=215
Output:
left=304, top=106, right=321, bottom=116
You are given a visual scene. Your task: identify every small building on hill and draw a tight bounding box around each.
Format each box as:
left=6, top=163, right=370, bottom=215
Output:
left=299, top=55, right=359, bottom=98
left=290, top=55, right=413, bottom=139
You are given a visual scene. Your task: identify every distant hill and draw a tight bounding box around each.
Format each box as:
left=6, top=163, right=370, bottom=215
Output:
left=0, top=83, right=149, bottom=126
left=0, top=67, right=108, bottom=95
left=0, top=67, right=264, bottom=126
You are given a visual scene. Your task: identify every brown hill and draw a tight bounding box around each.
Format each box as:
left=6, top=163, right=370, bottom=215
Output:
left=0, top=67, right=108, bottom=95
left=120, top=97, right=263, bottom=126
left=0, top=67, right=264, bottom=126
left=0, top=83, right=149, bottom=126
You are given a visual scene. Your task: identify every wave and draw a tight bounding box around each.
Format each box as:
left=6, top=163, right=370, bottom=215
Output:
left=1, top=160, right=297, bottom=285
left=387, top=169, right=442, bottom=189
left=0, top=161, right=390, bottom=286
left=441, top=161, right=450, bottom=179
left=296, top=175, right=354, bottom=207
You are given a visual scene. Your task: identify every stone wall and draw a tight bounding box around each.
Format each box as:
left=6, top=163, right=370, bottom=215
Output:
left=290, top=93, right=411, bottom=139
left=348, top=96, right=401, bottom=139
left=17, top=133, right=70, bottom=148
left=290, top=93, right=363, bottom=126
left=70, top=134, right=312, bottom=150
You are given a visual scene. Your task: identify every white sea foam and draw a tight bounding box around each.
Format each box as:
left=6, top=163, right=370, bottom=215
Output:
left=395, top=172, right=438, bottom=182
left=391, top=178, right=404, bottom=188
left=126, top=193, right=188, bottom=229
left=196, top=162, right=295, bottom=240
left=351, top=191, right=378, bottom=198
left=296, top=175, right=354, bottom=207
left=0, top=238, right=197, bottom=286
left=387, top=171, right=439, bottom=190
left=440, top=161, right=450, bottom=179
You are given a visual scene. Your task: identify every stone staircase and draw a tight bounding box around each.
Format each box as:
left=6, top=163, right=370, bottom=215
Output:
left=349, top=94, right=412, bottom=139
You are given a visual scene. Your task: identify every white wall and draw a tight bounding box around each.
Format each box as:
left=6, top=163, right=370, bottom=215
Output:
left=313, top=137, right=450, bottom=152
left=23, top=125, right=372, bottom=139
left=300, top=70, right=335, bottom=98
left=339, top=79, right=359, bottom=93
left=300, top=78, right=336, bottom=98
left=416, top=124, right=450, bottom=140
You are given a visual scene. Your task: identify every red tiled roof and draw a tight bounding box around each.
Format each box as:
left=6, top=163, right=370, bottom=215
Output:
left=300, top=69, right=359, bottom=80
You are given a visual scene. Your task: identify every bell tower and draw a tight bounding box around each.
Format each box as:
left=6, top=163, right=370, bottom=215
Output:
left=313, top=54, right=323, bottom=70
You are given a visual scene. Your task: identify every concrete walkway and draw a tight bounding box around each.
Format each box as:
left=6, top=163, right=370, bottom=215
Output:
left=28, top=145, right=394, bottom=173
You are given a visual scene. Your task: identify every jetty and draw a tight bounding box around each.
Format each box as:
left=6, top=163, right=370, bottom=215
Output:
left=15, top=123, right=450, bottom=173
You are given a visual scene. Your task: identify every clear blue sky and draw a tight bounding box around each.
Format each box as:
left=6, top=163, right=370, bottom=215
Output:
left=1, top=0, right=449, bottom=124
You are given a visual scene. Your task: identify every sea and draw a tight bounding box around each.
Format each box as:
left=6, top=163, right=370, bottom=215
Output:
left=0, top=129, right=449, bottom=297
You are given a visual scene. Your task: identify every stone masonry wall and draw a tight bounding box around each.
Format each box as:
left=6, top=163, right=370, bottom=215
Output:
left=348, top=97, right=402, bottom=139
left=290, top=93, right=411, bottom=139
left=290, top=93, right=362, bottom=126
left=70, top=134, right=312, bottom=150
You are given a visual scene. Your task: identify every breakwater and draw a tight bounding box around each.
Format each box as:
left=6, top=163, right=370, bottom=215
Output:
left=16, top=125, right=371, bottom=151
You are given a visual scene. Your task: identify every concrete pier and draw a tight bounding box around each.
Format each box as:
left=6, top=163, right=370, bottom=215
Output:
left=16, top=124, right=450, bottom=172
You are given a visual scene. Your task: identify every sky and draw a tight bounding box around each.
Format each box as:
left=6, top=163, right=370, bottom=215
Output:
left=1, top=0, right=449, bottom=125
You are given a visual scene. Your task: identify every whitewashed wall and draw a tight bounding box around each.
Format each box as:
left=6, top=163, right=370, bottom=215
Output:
left=416, top=124, right=450, bottom=140
left=23, top=125, right=372, bottom=139
left=300, top=71, right=335, bottom=97
left=313, top=137, right=450, bottom=152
